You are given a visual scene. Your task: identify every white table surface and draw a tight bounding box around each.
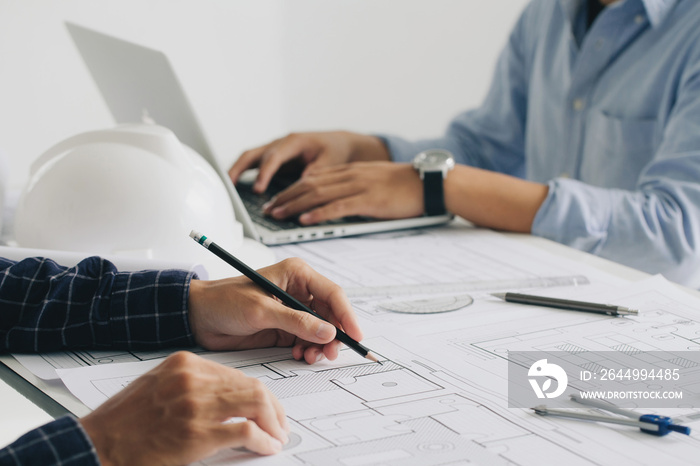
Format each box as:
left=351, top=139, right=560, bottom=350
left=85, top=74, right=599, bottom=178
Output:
left=0, top=378, right=53, bottom=448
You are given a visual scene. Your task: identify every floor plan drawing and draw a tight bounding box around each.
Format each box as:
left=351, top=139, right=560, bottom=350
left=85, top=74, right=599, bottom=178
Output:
left=12, top=346, right=206, bottom=380
left=207, top=345, right=516, bottom=465
left=58, top=329, right=700, bottom=466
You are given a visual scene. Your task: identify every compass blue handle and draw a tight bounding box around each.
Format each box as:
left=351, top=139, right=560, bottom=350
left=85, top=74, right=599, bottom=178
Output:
left=639, top=414, right=691, bottom=436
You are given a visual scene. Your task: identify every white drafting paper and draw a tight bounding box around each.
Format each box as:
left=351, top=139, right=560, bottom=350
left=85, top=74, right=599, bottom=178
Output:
left=57, top=358, right=164, bottom=410
left=272, top=226, right=631, bottom=339
left=12, top=226, right=622, bottom=380
left=56, top=272, right=700, bottom=465
left=13, top=348, right=206, bottom=381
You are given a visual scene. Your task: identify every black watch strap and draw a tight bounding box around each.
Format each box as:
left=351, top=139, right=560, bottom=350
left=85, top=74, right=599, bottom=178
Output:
left=423, top=171, right=446, bottom=216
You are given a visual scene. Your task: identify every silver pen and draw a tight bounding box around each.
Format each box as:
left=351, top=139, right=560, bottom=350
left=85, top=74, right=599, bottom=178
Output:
left=491, top=292, right=638, bottom=317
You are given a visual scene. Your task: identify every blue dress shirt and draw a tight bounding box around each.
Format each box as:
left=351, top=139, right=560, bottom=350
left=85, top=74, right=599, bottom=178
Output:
left=0, top=256, right=195, bottom=465
left=383, top=0, right=700, bottom=287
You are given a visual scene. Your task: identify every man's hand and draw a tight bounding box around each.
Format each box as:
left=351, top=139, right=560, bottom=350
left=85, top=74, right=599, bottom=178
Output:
left=262, top=162, right=424, bottom=225
left=228, top=131, right=390, bottom=193
left=80, top=351, right=289, bottom=465
left=187, top=258, right=363, bottom=364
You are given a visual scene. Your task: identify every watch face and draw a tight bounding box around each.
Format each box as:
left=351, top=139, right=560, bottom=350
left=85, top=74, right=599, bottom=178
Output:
left=413, top=150, right=455, bottom=171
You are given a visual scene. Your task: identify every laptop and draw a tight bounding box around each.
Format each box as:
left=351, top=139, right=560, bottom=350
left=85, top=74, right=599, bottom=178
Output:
left=65, top=22, right=452, bottom=245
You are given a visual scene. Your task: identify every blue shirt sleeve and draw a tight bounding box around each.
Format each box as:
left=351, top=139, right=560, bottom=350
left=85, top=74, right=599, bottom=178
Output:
left=0, top=415, right=99, bottom=466
left=0, top=256, right=196, bottom=352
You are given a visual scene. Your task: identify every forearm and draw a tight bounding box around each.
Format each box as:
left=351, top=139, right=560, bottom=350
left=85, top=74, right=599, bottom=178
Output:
left=444, top=164, right=548, bottom=232
left=0, top=256, right=196, bottom=352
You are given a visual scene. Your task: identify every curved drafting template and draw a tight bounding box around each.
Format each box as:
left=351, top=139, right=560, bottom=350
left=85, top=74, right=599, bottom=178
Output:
left=378, top=294, right=474, bottom=314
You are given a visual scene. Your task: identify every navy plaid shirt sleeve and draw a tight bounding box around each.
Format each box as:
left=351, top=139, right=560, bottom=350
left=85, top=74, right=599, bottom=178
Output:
left=0, top=255, right=197, bottom=352
left=0, top=415, right=98, bottom=466
left=0, top=256, right=199, bottom=464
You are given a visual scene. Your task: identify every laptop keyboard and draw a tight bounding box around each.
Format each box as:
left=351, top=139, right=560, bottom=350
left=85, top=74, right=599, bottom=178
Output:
left=238, top=177, right=372, bottom=232
left=238, top=183, right=301, bottom=231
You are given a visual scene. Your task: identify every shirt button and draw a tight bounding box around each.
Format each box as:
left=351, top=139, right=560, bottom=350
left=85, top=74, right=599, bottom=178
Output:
left=634, top=14, right=645, bottom=24
left=573, top=98, right=585, bottom=110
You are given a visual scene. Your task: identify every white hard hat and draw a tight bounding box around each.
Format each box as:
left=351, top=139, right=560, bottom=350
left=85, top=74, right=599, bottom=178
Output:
left=14, top=123, right=272, bottom=279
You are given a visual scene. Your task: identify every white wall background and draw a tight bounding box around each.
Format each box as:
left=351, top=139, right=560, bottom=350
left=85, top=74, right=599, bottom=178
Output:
left=0, top=0, right=527, bottom=194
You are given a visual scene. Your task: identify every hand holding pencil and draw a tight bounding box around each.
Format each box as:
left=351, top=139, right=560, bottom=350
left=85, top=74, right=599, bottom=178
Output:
left=189, top=231, right=374, bottom=364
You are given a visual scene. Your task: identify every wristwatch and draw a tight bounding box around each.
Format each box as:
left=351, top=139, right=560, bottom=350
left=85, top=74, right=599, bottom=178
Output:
left=412, top=149, right=455, bottom=216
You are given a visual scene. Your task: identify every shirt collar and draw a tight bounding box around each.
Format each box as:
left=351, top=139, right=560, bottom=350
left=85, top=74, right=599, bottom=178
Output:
left=559, top=0, right=678, bottom=28
left=641, top=0, right=678, bottom=27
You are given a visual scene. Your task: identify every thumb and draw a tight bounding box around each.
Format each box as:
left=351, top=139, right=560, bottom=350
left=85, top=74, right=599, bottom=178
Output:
left=271, top=303, right=337, bottom=344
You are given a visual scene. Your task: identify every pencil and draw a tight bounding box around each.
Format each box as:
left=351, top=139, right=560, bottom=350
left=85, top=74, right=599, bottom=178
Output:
left=491, top=292, right=638, bottom=317
left=190, top=230, right=379, bottom=363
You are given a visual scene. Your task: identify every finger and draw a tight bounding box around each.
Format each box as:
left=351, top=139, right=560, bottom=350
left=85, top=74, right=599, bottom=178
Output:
left=303, top=162, right=353, bottom=177
left=263, top=300, right=337, bottom=344
left=215, top=385, right=288, bottom=444
left=252, top=380, right=289, bottom=433
left=301, top=345, right=325, bottom=364
left=292, top=341, right=311, bottom=360
left=229, top=144, right=270, bottom=184
left=302, top=340, right=344, bottom=363
left=314, top=309, right=347, bottom=361
left=255, top=137, right=312, bottom=193
left=215, top=420, right=283, bottom=456
left=291, top=263, right=363, bottom=343
left=270, top=183, right=361, bottom=220
left=272, top=392, right=290, bottom=433
left=196, top=361, right=285, bottom=442
left=322, top=339, right=344, bottom=361
left=265, top=170, right=352, bottom=213
left=262, top=180, right=316, bottom=215
left=242, top=393, right=288, bottom=445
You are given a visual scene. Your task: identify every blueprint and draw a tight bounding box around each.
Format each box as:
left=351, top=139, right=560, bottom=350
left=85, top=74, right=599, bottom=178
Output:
left=59, top=283, right=700, bottom=466
left=12, top=347, right=207, bottom=380
left=17, top=227, right=700, bottom=464
left=12, top=226, right=616, bottom=380
left=62, top=341, right=524, bottom=465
